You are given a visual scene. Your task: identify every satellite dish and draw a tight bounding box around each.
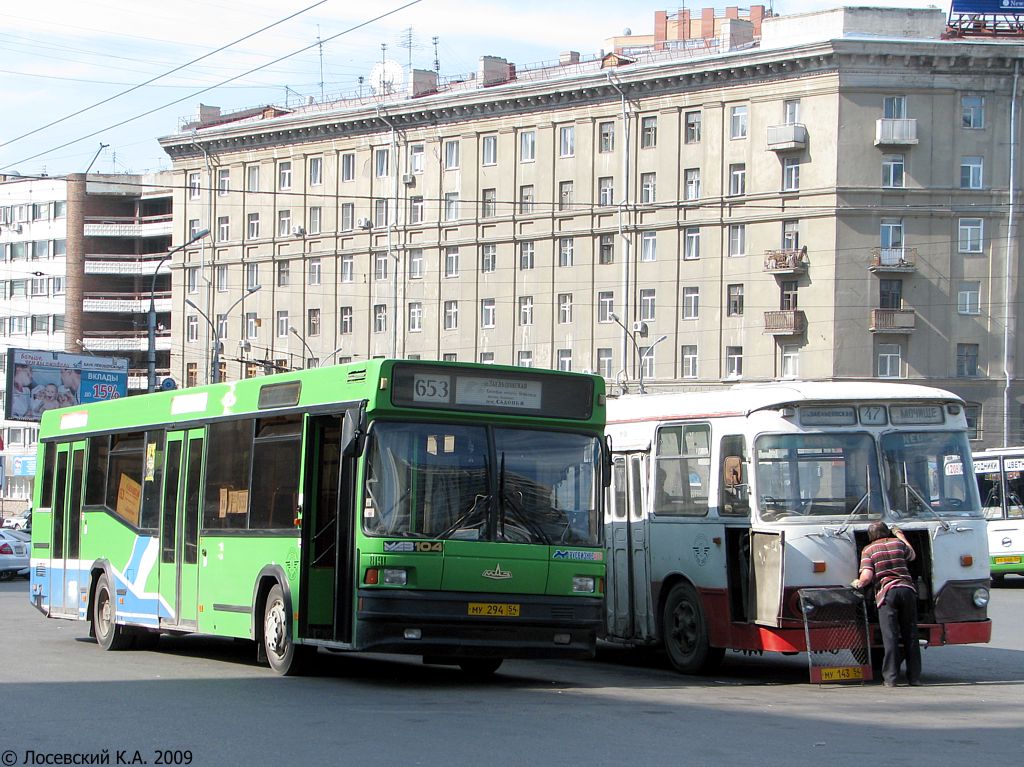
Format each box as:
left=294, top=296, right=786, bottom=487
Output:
left=370, top=60, right=405, bottom=96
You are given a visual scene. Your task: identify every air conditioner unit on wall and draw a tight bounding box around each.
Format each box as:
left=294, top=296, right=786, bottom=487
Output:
left=402, top=174, right=415, bottom=186
left=291, top=225, right=305, bottom=236
left=356, top=217, right=372, bottom=230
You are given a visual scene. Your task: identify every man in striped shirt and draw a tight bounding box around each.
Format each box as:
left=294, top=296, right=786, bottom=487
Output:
left=852, top=521, right=921, bottom=687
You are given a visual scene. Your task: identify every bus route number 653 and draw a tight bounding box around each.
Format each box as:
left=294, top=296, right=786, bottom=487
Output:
left=413, top=375, right=451, bottom=404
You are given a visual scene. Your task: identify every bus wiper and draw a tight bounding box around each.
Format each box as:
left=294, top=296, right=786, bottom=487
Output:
left=836, top=491, right=871, bottom=536
left=899, top=482, right=950, bottom=531
left=437, top=493, right=490, bottom=539
left=498, top=452, right=550, bottom=545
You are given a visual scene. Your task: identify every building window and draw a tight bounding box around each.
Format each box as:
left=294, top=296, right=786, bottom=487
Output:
left=726, top=346, right=744, bottom=378
left=957, top=281, right=981, bottom=315
left=682, top=345, right=698, bottom=379
left=186, top=267, right=198, bottom=294
left=599, top=234, right=614, bottom=264
left=728, top=224, right=746, bottom=257
left=186, top=363, right=198, bottom=387
left=684, top=168, right=701, bottom=201
left=245, top=262, right=259, bottom=290
left=374, top=148, right=389, bottom=177
left=217, top=215, right=230, bottom=241
left=444, top=246, right=460, bottom=277
left=308, top=206, right=321, bottom=235
left=883, top=95, right=907, bottom=119
left=340, top=203, right=354, bottom=231
left=685, top=111, right=702, bottom=143
left=517, top=350, right=533, bottom=368
left=683, top=227, right=700, bottom=260
left=640, top=172, right=656, bottom=203
left=882, top=154, right=905, bottom=188
left=481, top=244, right=496, bottom=274
left=556, top=349, right=572, bottom=371
left=783, top=99, right=800, bottom=124
left=408, top=248, right=424, bottom=279
left=598, top=177, right=615, bottom=207
left=597, top=348, right=613, bottom=379
left=51, top=276, right=65, bottom=295
left=558, top=237, right=574, bottom=267
left=276, top=311, right=289, bottom=338
left=880, top=218, right=903, bottom=254
left=518, top=184, right=535, bottom=214
left=640, top=115, right=657, bottom=148
left=780, top=280, right=799, bottom=311
left=558, top=293, right=573, bottom=324
left=373, top=198, right=388, bottom=227
left=639, top=288, right=655, bottom=321
left=217, top=168, right=230, bottom=196
left=962, top=95, right=984, bottom=129
left=959, top=218, right=983, bottom=253
left=782, top=158, right=800, bottom=191
left=956, top=343, right=980, bottom=377
left=443, top=300, right=459, bottom=330
left=481, top=188, right=497, bottom=218
left=518, top=296, right=534, bottom=326
left=781, top=345, right=800, bottom=379
left=730, top=105, right=748, bottom=139
left=341, top=153, right=355, bottom=182
left=520, top=130, right=536, bottom=162
left=340, top=254, right=354, bottom=283
left=559, top=125, right=575, bottom=157
left=373, top=304, right=387, bottom=333
left=640, top=231, right=656, bottom=262
left=782, top=220, right=799, bottom=250
left=597, top=291, right=614, bottom=323
left=481, top=298, right=496, bottom=328
left=278, top=210, right=292, bottom=236
left=444, top=139, right=460, bottom=170
left=877, top=343, right=902, bottom=378
left=188, top=172, right=201, bottom=199
left=186, top=315, right=199, bottom=343
left=728, top=164, right=746, bottom=196
left=965, top=404, right=981, bottom=440
left=443, top=192, right=459, bottom=221
left=519, top=241, right=535, bottom=270
left=961, top=156, right=983, bottom=189
left=481, top=135, right=497, bottom=166
left=247, top=212, right=260, bottom=239
left=307, top=257, right=322, bottom=286
left=409, top=196, right=424, bottom=224
left=246, top=165, right=259, bottom=192
left=339, top=306, right=353, bottom=334
left=308, top=156, right=323, bottom=186
left=374, top=251, right=388, bottom=281
left=727, top=284, right=744, bottom=316
left=215, top=264, right=228, bottom=292
left=599, top=121, right=615, bottom=153
left=276, top=260, right=290, bottom=287
left=409, top=145, right=424, bottom=174
left=682, top=287, right=699, bottom=320
left=408, top=302, right=423, bottom=332
left=558, top=181, right=574, bottom=211
left=278, top=161, right=292, bottom=190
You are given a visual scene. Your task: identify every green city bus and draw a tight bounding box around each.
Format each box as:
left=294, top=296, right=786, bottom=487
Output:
left=29, top=359, right=608, bottom=675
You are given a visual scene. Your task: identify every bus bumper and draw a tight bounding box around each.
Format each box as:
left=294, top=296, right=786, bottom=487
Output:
left=354, top=589, right=603, bottom=659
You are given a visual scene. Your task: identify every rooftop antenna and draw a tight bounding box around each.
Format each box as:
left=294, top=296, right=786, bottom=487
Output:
left=85, top=142, right=109, bottom=174
left=358, top=75, right=365, bottom=97
left=317, top=25, right=325, bottom=103
left=432, top=35, right=440, bottom=75
left=398, top=26, right=414, bottom=81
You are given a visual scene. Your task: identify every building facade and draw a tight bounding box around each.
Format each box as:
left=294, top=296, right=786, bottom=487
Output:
left=0, top=173, right=172, bottom=511
left=158, top=6, right=1024, bottom=449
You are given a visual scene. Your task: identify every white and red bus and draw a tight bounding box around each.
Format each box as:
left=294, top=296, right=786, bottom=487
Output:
left=973, top=448, right=1024, bottom=583
left=604, top=381, right=991, bottom=674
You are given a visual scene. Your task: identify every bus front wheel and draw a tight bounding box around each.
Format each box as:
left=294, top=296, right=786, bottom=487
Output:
left=263, top=584, right=307, bottom=675
left=662, top=581, right=723, bottom=674
left=92, top=574, right=132, bottom=651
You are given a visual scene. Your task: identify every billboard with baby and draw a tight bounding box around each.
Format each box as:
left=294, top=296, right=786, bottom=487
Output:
left=5, top=347, right=129, bottom=423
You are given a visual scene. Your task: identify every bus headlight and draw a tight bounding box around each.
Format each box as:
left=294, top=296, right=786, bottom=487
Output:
left=972, top=587, right=990, bottom=608
left=383, top=568, right=408, bottom=586
left=572, top=576, right=596, bottom=593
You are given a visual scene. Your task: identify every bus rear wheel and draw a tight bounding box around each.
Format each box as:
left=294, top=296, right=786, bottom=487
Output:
left=662, top=581, right=723, bottom=674
left=263, top=584, right=307, bottom=675
left=458, top=658, right=503, bottom=677
left=92, top=574, right=132, bottom=651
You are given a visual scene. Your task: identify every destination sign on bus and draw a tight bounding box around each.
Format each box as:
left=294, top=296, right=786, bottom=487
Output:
left=799, top=406, right=856, bottom=426
left=890, top=405, right=944, bottom=425
left=390, top=363, right=595, bottom=420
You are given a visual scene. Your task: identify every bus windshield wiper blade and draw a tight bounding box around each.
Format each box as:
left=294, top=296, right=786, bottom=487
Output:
left=437, top=493, right=490, bottom=539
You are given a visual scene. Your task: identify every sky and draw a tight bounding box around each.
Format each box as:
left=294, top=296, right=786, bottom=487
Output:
left=0, top=0, right=947, bottom=177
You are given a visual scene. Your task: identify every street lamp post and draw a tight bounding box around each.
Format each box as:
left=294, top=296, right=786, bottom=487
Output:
left=148, top=228, right=210, bottom=392
left=318, top=345, right=345, bottom=368
left=609, top=312, right=667, bottom=395
left=637, top=334, right=668, bottom=395
left=185, top=284, right=259, bottom=384
left=289, top=327, right=315, bottom=369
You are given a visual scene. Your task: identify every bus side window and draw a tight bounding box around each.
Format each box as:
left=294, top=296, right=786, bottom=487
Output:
left=653, top=423, right=710, bottom=516
left=719, top=435, right=749, bottom=517
left=40, top=441, right=57, bottom=508
left=204, top=419, right=255, bottom=530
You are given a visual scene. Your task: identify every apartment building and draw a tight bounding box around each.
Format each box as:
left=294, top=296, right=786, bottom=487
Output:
left=0, top=173, right=172, bottom=510
left=158, top=6, right=1024, bottom=449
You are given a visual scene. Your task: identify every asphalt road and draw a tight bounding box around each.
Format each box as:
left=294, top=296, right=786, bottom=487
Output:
left=1, top=576, right=1021, bottom=767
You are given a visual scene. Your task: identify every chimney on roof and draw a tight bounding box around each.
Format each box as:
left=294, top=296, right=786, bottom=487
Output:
left=409, top=68, right=439, bottom=97
left=478, top=55, right=511, bottom=86
left=559, top=51, right=580, bottom=66
left=197, top=104, right=221, bottom=125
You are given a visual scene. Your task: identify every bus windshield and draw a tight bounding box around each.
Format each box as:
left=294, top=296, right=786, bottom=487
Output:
left=753, top=432, right=884, bottom=521
left=363, top=421, right=602, bottom=546
left=881, top=431, right=982, bottom=519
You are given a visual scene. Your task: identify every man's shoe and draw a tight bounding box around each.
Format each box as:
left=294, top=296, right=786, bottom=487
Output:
left=883, top=681, right=897, bottom=688
left=908, top=680, right=923, bottom=686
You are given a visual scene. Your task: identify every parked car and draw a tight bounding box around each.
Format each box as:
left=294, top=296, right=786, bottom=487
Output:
left=0, top=528, right=30, bottom=580
left=2, top=508, right=31, bottom=530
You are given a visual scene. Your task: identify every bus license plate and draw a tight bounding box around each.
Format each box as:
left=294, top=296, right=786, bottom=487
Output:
left=994, top=555, right=1021, bottom=565
left=819, top=666, right=864, bottom=682
left=468, top=602, right=520, bottom=617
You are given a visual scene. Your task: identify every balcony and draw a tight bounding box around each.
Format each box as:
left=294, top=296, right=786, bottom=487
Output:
left=764, top=248, right=808, bottom=275
left=766, top=123, right=808, bottom=151
left=869, top=247, right=917, bottom=273
left=83, top=292, right=171, bottom=313
left=763, top=310, right=807, bottom=336
left=870, top=308, right=916, bottom=333
left=83, top=214, right=173, bottom=239
left=874, top=118, right=918, bottom=146
left=82, top=332, right=171, bottom=353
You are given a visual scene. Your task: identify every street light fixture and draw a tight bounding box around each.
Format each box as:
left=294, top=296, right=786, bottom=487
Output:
left=148, top=228, right=210, bottom=392
left=637, top=334, right=668, bottom=395
left=318, top=345, right=346, bottom=368
left=609, top=312, right=666, bottom=395
left=289, top=327, right=315, bottom=369
left=185, top=284, right=259, bottom=384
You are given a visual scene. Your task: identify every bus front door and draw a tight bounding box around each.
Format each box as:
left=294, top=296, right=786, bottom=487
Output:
left=750, top=530, right=785, bottom=626
left=299, top=414, right=354, bottom=644
left=158, top=429, right=204, bottom=629
left=49, top=441, right=86, bottom=618
left=605, top=453, right=655, bottom=641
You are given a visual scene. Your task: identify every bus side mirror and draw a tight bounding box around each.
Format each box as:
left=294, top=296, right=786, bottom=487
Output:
left=341, top=405, right=367, bottom=458
left=603, top=435, right=613, bottom=488
left=724, top=455, right=743, bottom=488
